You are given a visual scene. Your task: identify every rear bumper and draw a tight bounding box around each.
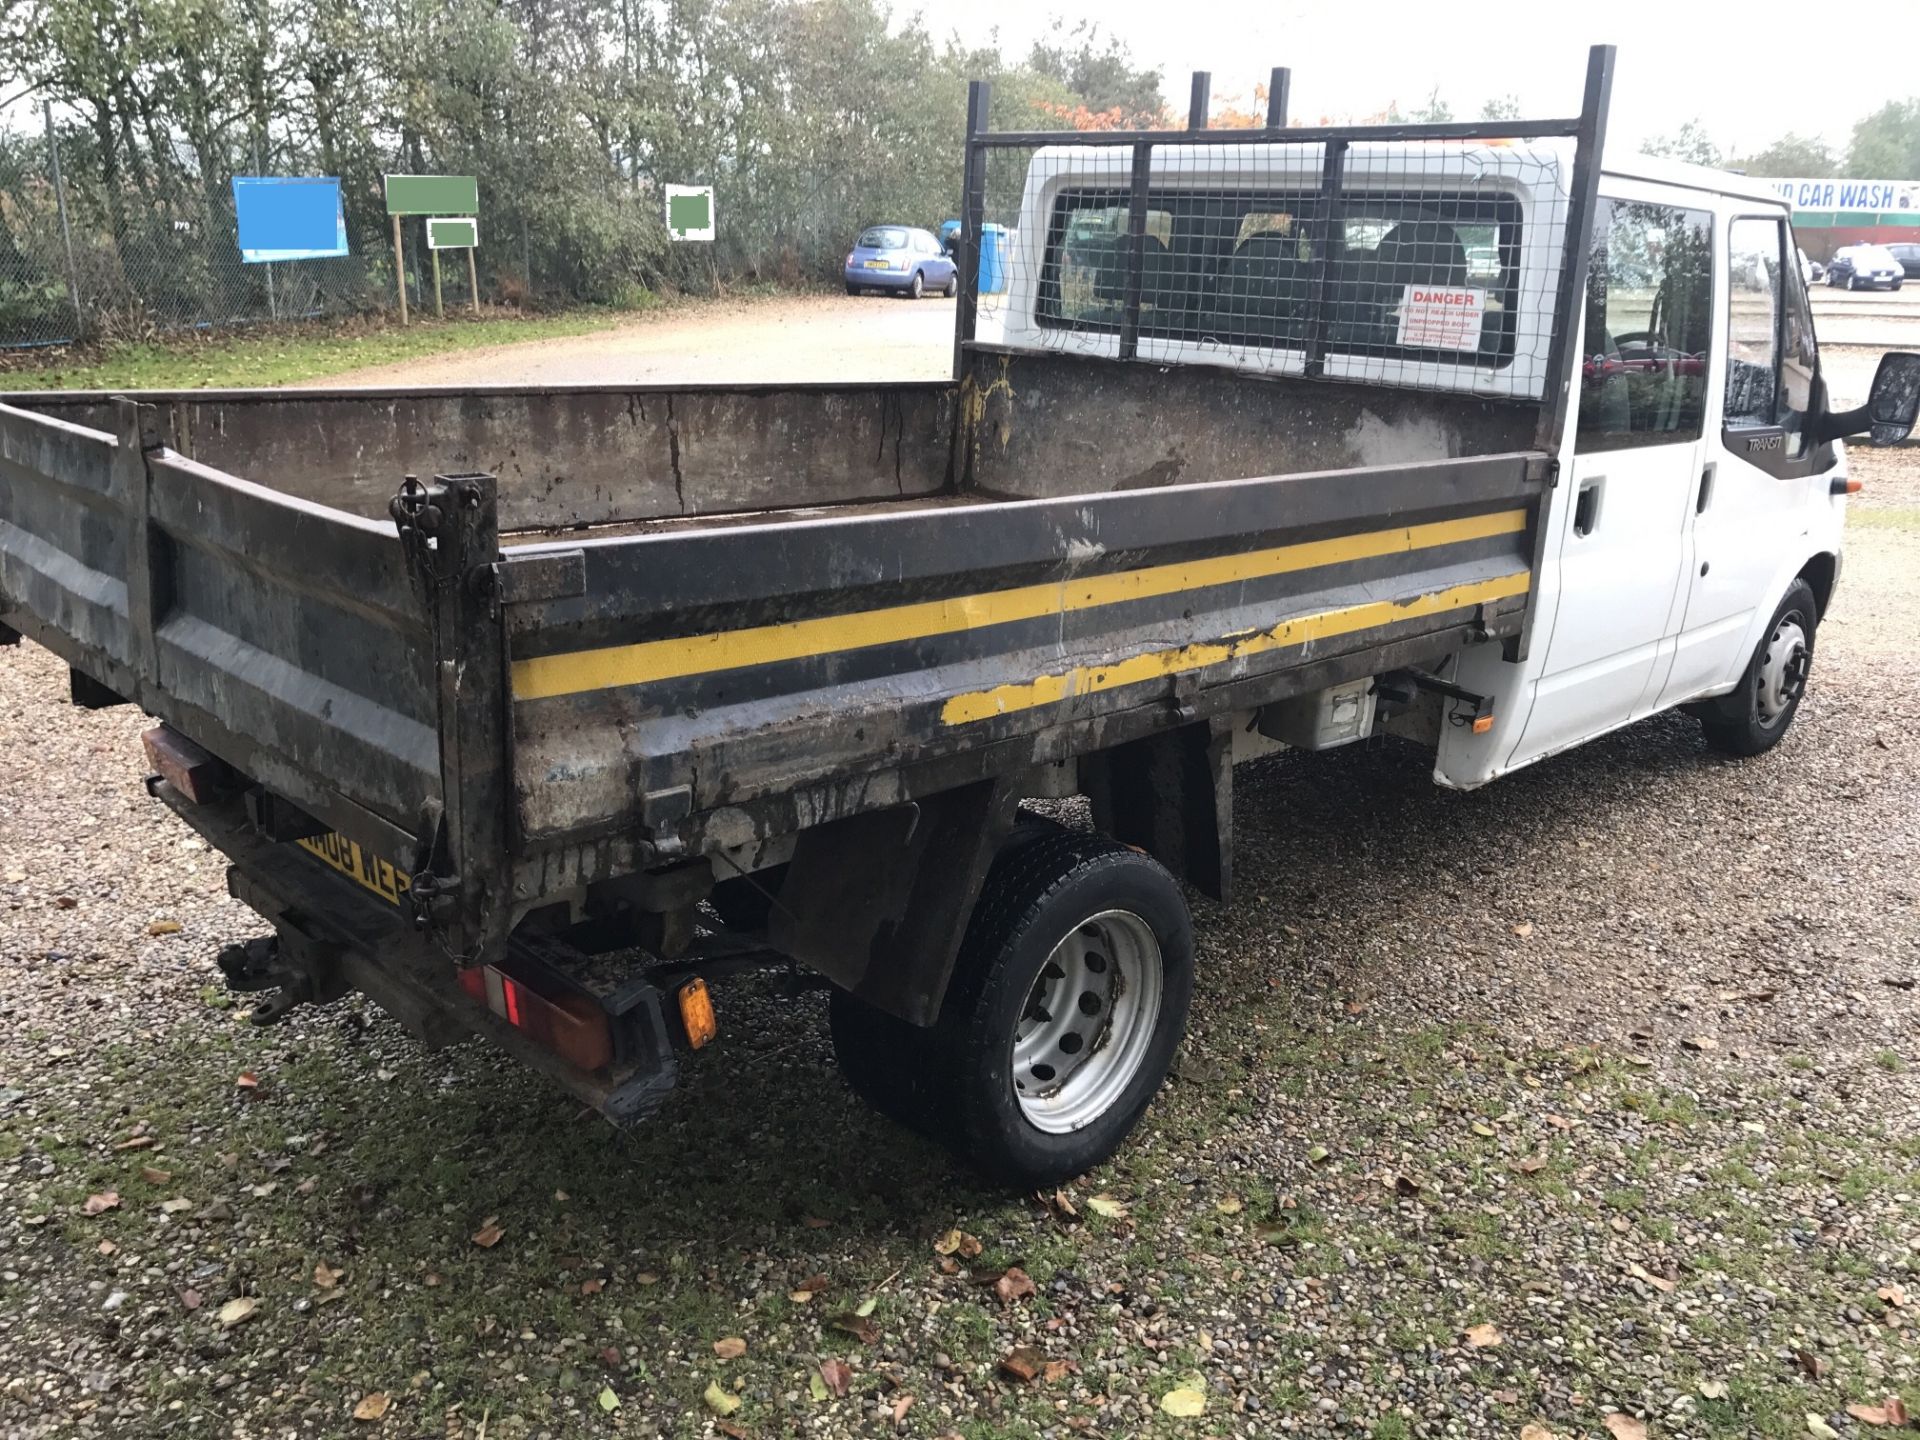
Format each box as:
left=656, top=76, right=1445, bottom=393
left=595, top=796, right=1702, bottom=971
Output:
left=845, top=266, right=915, bottom=289
left=156, top=781, right=679, bottom=1123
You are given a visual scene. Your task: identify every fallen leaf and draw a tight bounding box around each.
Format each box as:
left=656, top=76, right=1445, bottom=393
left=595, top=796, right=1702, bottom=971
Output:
left=1513, top=1153, right=1549, bottom=1174
left=992, top=1266, right=1037, bottom=1305
left=1159, top=1387, right=1206, bottom=1417
left=1874, top=1283, right=1908, bottom=1308
left=159, top=1197, right=193, bottom=1215
left=891, top=1394, right=914, bottom=1424
left=1215, top=1194, right=1243, bottom=1215
left=818, top=1359, right=852, bottom=1397
left=854, top=1295, right=877, bottom=1318
left=702, top=1382, right=739, bottom=1417
left=830, top=1312, right=879, bottom=1344
left=1042, top=1359, right=1076, bottom=1383
left=999, top=1347, right=1045, bottom=1383
left=235, top=1072, right=259, bottom=1090
left=1463, top=1323, right=1503, bottom=1348
left=1512, top=921, right=1534, bottom=938
left=633, top=1271, right=660, bottom=1285
left=808, top=1371, right=830, bottom=1403
left=579, top=1277, right=603, bottom=1296
left=712, top=1336, right=747, bottom=1360
left=1520, top=1427, right=1558, bottom=1440
left=97, top=1240, right=116, bottom=1256
left=1045, top=1188, right=1078, bottom=1219
left=178, top=1287, right=202, bottom=1310
left=313, top=1262, right=343, bottom=1290
left=801, top=1215, right=830, bottom=1229
left=249, top=1182, right=277, bottom=1198
left=352, top=1392, right=389, bottom=1422
left=1795, top=1349, right=1831, bottom=1380
left=1628, top=1263, right=1676, bottom=1294
left=147, top=918, right=182, bottom=936
left=81, top=1190, right=120, bottom=1215
left=599, top=1346, right=622, bottom=1368
left=1603, top=1414, right=1648, bottom=1440
left=789, top=1289, right=815, bottom=1304
left=217, top=1296, right=258, bottom=1329
left=139, top=1166, right=171, bottom=1185
left=1546, top=1114, right=1577, bottom=1130
left=1305, top=1143, right=1331, bottom=1164
left=1698, top=1379, right=1729, bottom=1400
left=1471, top=1121, right=1497, bottom=1138
left=1807, top=1416, right=1840, bottom=1440
left=1681, top=1035, right=1719, bottom=1052
left=112, top=1135, right=155, bottom=1151
left=717, top=1423, right=750, bottom=1440
left=471, top=1220, right=505, bottom=1249
left=1086, top=1194, right=1128, bottom=1219
left=601, top=1387, right=623, bottom=1413
left=933, top=1228, right=982, bottom=1258
left=797, top=1272, right=829, bottom=1293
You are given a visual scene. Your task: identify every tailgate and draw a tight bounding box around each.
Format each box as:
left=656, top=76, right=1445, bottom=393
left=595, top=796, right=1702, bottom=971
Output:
left=0, top=398, right=438, bottom=852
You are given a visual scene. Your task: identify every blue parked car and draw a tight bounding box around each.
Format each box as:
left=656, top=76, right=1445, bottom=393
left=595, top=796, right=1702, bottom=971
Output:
left=844, top=225, right=958, bottom=299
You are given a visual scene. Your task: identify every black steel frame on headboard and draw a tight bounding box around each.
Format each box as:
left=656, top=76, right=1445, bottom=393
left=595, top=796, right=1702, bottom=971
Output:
left=951, top=44, right=1616, bottom=457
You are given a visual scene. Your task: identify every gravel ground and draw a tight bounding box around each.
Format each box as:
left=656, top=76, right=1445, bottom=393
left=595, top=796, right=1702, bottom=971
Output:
left=1, top=452, right=1916, bottom=1440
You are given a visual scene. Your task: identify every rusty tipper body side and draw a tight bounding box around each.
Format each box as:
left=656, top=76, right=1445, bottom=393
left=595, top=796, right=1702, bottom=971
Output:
left=0, top=48, right=1618, bottom=1182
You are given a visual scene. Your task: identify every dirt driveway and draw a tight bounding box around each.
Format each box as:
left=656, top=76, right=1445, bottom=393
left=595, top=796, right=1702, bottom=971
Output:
left=308, top=294, right=957, bottom=388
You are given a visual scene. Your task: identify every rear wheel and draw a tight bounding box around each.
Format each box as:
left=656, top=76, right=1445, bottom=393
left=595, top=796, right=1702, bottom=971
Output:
left=942, top=272, right=958, bottom=298
left=1696, top=578, right=1817, bottom=757
left=926, top=832, right=1193, bottom=1186
left=906, top=270, right=924, bottom=299
left=846, top=283, right=861, bottom=296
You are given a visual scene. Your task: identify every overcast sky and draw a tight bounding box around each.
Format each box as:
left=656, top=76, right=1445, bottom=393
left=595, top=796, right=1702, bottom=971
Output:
left=926, top=1, right=1912, bottom=163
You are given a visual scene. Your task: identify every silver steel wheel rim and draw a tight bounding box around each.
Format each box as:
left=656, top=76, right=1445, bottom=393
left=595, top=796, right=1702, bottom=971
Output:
left=1756, top=615, right=1810, bottom=724
left=1011, top=909, right=1164, bottom=1135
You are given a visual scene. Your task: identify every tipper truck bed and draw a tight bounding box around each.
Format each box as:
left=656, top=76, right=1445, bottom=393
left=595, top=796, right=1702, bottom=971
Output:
left=4, top=46, right=1913, bottom=1183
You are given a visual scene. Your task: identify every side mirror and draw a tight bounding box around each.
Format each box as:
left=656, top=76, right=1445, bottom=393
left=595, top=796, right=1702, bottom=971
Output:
left=1814, top=350, right=1920, bottom=446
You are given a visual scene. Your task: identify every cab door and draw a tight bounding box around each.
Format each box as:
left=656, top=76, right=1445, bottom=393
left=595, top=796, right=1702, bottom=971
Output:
left=1507, top=188, right=1716, bottom=766
left=1658, top=212, right=1826, bottom=705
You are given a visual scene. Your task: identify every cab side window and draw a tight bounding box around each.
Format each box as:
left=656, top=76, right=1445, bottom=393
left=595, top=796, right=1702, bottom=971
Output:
left=1575, top=199, right=1714, bottom=453
left=1725, top=215, right=1818, bottom=455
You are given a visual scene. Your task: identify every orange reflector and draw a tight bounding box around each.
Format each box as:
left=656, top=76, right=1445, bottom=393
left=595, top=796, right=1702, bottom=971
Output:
left=677, top=978, right=717, bottom=1049
left=1843, top=477, right=1863, bottom=494
left=1471, top=714, right=1495, bottom=735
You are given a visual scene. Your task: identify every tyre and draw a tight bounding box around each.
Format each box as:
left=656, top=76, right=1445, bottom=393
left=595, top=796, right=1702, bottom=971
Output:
left=827, top=808, right=1066, bottom=1136
left=1848, top=274, right=1860, bottom=291
left=942, top=272, right=958, bottom=298
left=927, top=832, right=1194, bottom=1187
left=846, top=282, right=861, bottom=296
left=906, top=270, right=924, bottom=299
left=1696, top=578, right=1817, bottom=757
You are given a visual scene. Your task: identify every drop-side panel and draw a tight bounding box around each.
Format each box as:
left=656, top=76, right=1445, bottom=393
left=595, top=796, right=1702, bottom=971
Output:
left=0, top=401, right=438, bottom=848
left=504, top=451, right=1547, bottom=849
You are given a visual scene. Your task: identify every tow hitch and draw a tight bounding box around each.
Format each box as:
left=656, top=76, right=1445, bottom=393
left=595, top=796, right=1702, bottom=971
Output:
left=216, top=933, right=346, bottom=1025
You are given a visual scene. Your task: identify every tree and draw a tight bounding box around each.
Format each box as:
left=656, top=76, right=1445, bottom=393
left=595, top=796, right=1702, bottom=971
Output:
left=1846, top=100, right=1920, bottom=177
left=1641, top=120, right=1721, bottom=168
left=1479, top=94, right=1520, bottom=121
left=1025, top=21, right=1165, bottom=129
left=1729, top=133, right=1838, bottom=178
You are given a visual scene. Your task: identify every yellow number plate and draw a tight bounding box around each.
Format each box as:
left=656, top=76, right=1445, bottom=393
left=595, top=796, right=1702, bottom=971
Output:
left=295, top=832, right=411, bottom=905
left=863, top=259, right=893, bottom=268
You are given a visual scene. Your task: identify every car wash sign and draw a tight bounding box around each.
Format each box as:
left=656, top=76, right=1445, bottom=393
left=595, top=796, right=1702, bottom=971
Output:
left=1765, top=178, right=1920, bottom=227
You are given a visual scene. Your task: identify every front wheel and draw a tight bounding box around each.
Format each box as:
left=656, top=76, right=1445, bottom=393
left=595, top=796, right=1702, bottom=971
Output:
left=1848, top=274, right=1861, bottom=291
left=927, top=832, right=1194, bottom=1187
left=1696, top=578, right=1817, bottom=757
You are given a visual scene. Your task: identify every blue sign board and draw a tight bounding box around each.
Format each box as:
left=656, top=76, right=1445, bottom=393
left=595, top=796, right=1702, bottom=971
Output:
left=232, top=176, right=349, bottom=263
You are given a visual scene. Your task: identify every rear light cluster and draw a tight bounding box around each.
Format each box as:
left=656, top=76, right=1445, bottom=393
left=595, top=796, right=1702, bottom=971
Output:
left=458, top=962, right=613, bottom=1071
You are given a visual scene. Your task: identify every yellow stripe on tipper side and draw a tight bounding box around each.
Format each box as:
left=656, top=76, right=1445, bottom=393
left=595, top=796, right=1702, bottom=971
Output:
left=510, top=509, right=1528, bottom=700
left=939, top=571, right=1532, bottom=726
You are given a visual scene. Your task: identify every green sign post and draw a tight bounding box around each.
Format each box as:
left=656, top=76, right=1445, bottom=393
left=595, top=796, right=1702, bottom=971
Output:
left=426, top=217, right=481, bottom=316
left=384, top=175, right=479, bottom=323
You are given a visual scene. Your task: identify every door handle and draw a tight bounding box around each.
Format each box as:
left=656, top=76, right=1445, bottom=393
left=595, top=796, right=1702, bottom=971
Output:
left=1696, top=462, right=1716, bottom=514
left=1573, top=476, right=1604, bottom=537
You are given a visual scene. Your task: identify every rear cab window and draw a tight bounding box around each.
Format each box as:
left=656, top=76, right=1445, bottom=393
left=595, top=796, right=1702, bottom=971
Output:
left=859, top=227, right=908, bottom=249
left=1036, top=187, right=1523, bottom=369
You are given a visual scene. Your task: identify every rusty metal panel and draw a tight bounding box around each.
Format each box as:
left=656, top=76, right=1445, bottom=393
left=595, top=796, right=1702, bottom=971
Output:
left=0, top=382, right=957, bottom=532
left=959, top=347, right=1535, bottom=498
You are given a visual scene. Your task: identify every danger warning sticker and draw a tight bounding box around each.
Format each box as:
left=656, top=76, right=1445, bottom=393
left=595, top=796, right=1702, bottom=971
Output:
left=1396, top=285, right=1486, bottom=351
